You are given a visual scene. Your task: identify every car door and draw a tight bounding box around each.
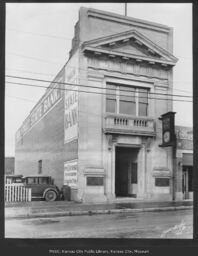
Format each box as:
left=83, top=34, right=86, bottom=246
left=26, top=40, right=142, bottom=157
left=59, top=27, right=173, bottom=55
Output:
left=25, top=177, right=42, bottom=197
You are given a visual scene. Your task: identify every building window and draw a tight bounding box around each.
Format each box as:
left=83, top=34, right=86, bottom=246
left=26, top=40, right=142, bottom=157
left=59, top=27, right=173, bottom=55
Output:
left=106, top=83, right=149, bottom=116
left=106, top=84, right=117, bottom=113
left=38, top=160, right=42, bottom=174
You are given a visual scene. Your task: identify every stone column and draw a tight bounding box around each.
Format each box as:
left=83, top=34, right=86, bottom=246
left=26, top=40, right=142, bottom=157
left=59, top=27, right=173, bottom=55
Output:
left=138, top=144, right=146, bottom=198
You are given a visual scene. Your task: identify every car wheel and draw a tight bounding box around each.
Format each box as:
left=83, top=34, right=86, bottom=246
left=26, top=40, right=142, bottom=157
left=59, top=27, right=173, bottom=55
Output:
left=45, top=190, right=57, bottom=201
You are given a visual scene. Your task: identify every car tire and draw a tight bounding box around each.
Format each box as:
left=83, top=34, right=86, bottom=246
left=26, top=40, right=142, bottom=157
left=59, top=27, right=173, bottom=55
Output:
left=45, top=190, right=57, bottom=201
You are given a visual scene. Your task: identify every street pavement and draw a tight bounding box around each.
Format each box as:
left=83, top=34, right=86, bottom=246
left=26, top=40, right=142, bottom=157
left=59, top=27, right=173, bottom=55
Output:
left=5, top=209, right=193, bottom=238
left=5, top=199, right=193, bottom=219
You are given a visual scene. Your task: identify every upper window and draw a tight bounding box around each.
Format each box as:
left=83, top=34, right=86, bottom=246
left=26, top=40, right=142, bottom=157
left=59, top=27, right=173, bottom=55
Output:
left=38, top=160, right=42, bottom=174
left=106, top=83, right=149, bottom=116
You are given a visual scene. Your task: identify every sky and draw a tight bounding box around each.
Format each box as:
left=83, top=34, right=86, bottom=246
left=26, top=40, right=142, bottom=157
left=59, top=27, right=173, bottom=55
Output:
left=5, top=3, right=193, bottom=156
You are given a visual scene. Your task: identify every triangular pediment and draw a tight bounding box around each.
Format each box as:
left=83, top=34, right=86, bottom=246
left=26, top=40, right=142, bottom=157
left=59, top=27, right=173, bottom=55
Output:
left=82, top=30, right=178, bottom=65
left=99, top=38, right=164, bottom=60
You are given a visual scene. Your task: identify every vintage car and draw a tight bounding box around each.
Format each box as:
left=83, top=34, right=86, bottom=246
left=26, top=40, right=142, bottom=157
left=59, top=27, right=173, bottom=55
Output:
left=5, top=174, right=24, bottom=184
left=22, top=175, right=61, bottom=201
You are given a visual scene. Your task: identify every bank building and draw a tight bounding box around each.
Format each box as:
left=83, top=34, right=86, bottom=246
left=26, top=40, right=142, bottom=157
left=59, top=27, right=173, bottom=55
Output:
left=15, top=7, right=183, bottom=202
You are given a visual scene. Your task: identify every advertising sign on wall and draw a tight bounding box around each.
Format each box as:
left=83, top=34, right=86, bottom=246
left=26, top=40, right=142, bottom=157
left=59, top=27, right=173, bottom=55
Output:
left=64, top=64, right=78, bottom=143
left=16, top=67, right=65, bottom=142
left=64, top=160, right=78, bottom=188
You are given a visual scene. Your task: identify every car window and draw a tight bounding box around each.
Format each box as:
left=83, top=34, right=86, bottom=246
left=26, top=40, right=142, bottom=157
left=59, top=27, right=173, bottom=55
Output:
left=38, top=177, right=49, bottom=184
left=27, top=177, right=38, bottom=184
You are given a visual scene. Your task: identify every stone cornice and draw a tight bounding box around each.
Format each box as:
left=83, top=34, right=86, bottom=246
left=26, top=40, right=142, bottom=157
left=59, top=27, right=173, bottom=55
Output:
left=103, top=128, right=156, bottom=137
left=84, top=46, right=176, bottom=66
left=87, top=66, right=169, bottom=84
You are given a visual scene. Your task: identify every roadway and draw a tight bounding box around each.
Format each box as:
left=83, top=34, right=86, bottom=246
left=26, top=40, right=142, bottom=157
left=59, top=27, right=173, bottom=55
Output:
left=5, top=209, right=192, bottom=239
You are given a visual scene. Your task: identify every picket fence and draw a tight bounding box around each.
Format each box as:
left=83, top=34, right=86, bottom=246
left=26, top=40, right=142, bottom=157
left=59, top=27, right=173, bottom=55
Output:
left=5, top=183, right=32, bottom=202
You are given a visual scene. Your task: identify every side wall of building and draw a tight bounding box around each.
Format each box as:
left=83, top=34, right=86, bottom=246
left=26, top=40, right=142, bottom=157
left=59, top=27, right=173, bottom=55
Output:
left=15, top=61, right=79, bottom=189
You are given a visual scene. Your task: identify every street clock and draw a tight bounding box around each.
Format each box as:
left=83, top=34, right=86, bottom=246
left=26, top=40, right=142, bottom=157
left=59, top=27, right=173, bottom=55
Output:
left=159, top=112, right=176, bottom=147
left=163, top=131, right=170, bottom=143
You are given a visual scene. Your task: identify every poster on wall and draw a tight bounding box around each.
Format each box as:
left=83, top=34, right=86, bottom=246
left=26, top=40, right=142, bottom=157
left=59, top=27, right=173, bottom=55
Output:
left=64, top=64, right=78, bottom=144
left=64, top=160, right=78, bottom=188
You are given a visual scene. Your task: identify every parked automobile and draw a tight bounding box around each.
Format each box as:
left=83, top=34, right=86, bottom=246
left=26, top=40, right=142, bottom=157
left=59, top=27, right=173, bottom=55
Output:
left=22, top=175, right=61, bottom=201
left=5, top=174, right=23, bottom=184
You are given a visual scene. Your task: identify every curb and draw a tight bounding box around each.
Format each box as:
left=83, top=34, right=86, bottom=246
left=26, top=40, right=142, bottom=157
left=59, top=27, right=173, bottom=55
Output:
left=5, top=205, right=193, bottom=220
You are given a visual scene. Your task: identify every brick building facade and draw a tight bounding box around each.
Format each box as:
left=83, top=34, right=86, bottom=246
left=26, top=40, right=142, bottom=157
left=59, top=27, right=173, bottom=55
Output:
left=15, top=8, right=183, bottom=202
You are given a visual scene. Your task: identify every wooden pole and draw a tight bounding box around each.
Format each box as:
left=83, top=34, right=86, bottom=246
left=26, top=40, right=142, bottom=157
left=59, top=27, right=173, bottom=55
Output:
left=125, top=3, right=127, bottom=16
left=172, top=145, right=176, bottom=201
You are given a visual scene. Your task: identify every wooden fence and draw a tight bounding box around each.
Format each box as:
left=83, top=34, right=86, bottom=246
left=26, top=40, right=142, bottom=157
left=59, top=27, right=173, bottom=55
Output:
left=5, top=183, right=32, bottom=202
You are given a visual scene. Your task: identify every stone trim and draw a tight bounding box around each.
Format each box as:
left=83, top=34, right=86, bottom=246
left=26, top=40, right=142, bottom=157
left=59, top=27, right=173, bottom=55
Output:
left=84, top=168, right=105, bottom=176
left=84, top=47, right=176, bottom=66
left=86, top=8, right=171, bottom=33
left=82, top=29, right=177, bottom=63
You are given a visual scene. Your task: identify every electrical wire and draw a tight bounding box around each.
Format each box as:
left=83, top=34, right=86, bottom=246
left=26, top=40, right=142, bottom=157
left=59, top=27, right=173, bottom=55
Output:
left=6, top=67, right=193, bottom=95
left=5, top=81, right=192, bottom=103
left=6, top=52, right=64, bottom=65
left=6, top=75, right=192, bottom=99
left=6, top=52, right=193, bottom=87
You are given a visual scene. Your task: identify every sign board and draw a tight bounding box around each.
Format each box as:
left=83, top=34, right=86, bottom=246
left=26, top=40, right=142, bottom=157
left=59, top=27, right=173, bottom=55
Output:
left=16, top=68, right=65, bottom=142
left=64, top=65, right=78, bottom=143
left=64, top=160, right=78, bottom=188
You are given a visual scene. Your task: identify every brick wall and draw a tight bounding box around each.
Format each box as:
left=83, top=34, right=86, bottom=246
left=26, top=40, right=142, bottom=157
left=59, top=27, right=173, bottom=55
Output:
left=15, top=99, right=78, bottom=189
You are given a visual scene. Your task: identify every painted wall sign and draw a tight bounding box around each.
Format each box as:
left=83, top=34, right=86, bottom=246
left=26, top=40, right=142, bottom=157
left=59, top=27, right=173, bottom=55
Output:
left=176, top=127, right=193, bottom=140
left=16, top=68, right=65, bottom=142
left=64, top=64, right=78, bottom=143
left=64, top=160, right=78, bottom=187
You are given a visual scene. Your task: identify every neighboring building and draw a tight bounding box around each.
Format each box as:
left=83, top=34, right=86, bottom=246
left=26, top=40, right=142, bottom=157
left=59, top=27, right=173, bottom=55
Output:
left=15, top=7, right=180, bottom=202
left=175, top=126, right=193, bottom=200
left=5, top=157, right=15, bottom=175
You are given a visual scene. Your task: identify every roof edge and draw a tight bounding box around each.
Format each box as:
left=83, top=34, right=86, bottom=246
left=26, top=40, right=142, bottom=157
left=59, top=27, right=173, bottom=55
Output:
left=80, top=7, right=171, bottom=33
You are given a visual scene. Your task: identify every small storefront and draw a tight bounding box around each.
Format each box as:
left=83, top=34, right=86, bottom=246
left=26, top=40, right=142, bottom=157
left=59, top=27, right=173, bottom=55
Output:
left=176, top=126, right=193, bottom=200
left=182, top=153, right=193, bottom=199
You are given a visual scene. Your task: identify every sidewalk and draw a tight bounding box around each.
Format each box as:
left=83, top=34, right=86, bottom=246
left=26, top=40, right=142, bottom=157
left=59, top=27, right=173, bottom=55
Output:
left=5, top=199, right=193, bottom=219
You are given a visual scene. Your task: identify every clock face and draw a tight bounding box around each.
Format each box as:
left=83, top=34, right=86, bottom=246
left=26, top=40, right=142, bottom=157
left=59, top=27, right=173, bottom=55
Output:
left=163, top=131, right=170, bottom=143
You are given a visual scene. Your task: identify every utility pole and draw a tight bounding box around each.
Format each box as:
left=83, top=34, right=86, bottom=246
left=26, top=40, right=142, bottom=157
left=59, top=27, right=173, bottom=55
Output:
left=125, top=3, right=127, bottom=16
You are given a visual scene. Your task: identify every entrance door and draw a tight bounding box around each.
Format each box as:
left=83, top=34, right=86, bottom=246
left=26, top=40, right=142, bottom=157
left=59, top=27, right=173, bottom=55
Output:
left=182, top=166, right=193, bottom=199
left=115, top=154, right=128, bottom=196
left=115, top=147, right=138, bottom=197
left=129, top=162, right=138, bottom=197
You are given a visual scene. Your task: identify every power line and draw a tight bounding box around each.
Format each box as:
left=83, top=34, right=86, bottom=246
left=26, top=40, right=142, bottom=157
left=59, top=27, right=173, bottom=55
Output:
left=6, top=68, right=56, bottom=77
left=5, top=67, right=193, bottom=94
left=6, top=95, right=37, bottom=103
left=6, top=52, right=193, bottom=86
left=6, top=95, right=115, bottom=119
left=7, top=28, right=80, bottom=43
left=6, top=52, right=65, bottom=65
left=5, top=81, right=192, bottom=103
left=6, top=75, right=192, bottom=99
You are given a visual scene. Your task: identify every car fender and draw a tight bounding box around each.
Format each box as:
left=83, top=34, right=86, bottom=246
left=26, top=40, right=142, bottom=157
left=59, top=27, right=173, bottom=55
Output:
left=43, top=188, right=58, bottom=198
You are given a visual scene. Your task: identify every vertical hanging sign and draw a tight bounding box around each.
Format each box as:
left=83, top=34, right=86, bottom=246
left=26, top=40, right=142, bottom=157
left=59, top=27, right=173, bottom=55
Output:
left=64, top=59, right=78, bottom=144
